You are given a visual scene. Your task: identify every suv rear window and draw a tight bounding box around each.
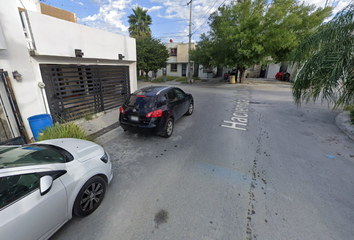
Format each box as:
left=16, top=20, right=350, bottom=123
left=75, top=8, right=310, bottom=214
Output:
left=126, top=95, right=156, bottom=108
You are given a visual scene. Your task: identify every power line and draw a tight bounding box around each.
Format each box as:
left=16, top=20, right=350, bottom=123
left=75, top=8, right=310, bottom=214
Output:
left=153, top=19, right=190, bottom=25
left=193, top=0, right=220, bottom=25
left=192, top=0, right=226, bottom=35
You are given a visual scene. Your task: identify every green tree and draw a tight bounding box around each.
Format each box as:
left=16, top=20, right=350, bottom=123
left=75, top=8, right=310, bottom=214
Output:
left=136, top=37, right=169, bottom=81
left=292, top=3, right=354, bottom=109
left=190, top=33, right=219, bottom=70
left=192, top=0, right=331, bottom=82
left=128, top=6, right=152, bottom=38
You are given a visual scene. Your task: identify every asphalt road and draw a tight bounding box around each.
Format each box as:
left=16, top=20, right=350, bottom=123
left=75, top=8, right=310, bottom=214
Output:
left=51, top=81, right=354, bottom=240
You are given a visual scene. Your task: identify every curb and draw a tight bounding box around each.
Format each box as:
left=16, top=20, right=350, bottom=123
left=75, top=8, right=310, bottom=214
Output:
left=335, top=111, right=354, bottom=141
left=88, top=122, right=120, bottom=140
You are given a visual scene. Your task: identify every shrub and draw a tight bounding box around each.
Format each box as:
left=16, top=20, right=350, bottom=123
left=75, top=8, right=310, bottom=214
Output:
left=344, top=104, right=354, bottom=111
left=37, top=122, right=89, bottom=141
left=350, top=111, right=354, bottom=124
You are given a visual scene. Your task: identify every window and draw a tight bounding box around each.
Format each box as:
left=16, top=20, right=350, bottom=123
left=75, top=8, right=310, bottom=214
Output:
left=126, top=95, right=156, bottom=108
left=157, top=95, right=167, bottom=108
left=174, top=89, right=185, bottom=99
left=170, top=48, right=177, bottom=56
left=0, top=173, right=40, bottom=209
left=170, top=64, right=177, bottom=72
left=167, top=90, right=177, bottom=102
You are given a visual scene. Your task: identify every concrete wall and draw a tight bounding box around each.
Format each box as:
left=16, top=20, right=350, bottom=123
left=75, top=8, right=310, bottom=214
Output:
left=266, top=63, right=280, bottom=79
left=17, top=0, right=41, bottom=12
left=28, top=11, right=136, bottom=61
left=1, top=0, right=40, bottom=138
left=245, top=64, right=262, bottom=78
left=0, top=22, right=7, bottom=50
left=177, top=43, right=195, bottom=63
left=198, top=66, right=217, bottom=78
left=167, top=63, right=182, bottom=77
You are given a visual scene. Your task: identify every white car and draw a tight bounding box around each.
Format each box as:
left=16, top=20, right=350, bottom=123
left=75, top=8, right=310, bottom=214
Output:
left=0, top=138, right=113, bottom=240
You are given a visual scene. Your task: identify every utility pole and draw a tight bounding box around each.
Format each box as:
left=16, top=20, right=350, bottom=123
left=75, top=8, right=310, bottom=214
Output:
left=187, top=0, right=192, bottom=83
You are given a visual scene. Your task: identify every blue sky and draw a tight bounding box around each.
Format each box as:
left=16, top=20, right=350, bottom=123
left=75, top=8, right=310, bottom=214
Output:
left=38, top=0, right=350, bottom=43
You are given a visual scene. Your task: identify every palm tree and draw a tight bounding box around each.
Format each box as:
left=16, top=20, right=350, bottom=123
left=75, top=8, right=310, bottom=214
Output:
left=128, top=6, right=152, bottom=38
left=291, top=3, right=354, bottom=109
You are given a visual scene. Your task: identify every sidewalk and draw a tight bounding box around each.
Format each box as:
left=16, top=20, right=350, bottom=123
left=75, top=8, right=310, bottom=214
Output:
left=78, top=79, right=354, bottom=141
left=73, top=109, right=120, bottom=140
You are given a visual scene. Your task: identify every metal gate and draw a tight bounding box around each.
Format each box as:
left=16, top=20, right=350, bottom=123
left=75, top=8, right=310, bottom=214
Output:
left=0, top=70, right=27, bottom=145
left=40, top=64, right=130, bottom=122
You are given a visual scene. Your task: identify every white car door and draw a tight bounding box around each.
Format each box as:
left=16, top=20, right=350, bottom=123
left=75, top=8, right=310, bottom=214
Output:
left=0, top=170, right=68, bottom=240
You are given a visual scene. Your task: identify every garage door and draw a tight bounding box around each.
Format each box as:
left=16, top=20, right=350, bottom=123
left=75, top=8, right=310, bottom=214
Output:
left=40, top=64, right=130, bottom=122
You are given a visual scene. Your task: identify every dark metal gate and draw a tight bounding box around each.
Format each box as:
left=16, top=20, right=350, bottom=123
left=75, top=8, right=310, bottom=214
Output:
left=40, top=64, right=130, bottom=122
left=0, top=70, right=27, bottom=145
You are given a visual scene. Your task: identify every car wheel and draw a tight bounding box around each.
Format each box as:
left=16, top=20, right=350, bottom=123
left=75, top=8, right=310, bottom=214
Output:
left=73, top=176, right=106, bottom=217
left=185, top=102, right=194, bottom=116
left=163, top=118, right=174, bottom=138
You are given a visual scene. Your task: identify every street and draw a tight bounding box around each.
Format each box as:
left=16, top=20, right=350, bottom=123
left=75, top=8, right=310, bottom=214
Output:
left=51, top=81, right=354, bottom=240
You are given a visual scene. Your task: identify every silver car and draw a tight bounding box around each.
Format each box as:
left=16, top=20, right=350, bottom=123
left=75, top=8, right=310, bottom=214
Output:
left=0, top=138, right=113, bottom=240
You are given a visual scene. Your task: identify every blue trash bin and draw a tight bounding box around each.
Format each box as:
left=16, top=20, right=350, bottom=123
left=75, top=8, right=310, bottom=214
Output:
left=28, top=114, right=53, bottom=141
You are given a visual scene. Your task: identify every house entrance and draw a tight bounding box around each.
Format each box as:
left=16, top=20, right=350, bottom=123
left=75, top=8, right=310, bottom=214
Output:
left=182, top=64, right=187, bottom=77
left=0, top=70, right=27, bottom=145
left=40, top=64, right=130, bottom=122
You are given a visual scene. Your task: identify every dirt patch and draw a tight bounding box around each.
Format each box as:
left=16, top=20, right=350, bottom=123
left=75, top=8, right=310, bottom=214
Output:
left=154, top=209, right=169, bottom=228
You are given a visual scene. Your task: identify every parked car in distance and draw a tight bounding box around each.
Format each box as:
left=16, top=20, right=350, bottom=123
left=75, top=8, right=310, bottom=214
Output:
left=0, top=138, right=113, bottom=240
left=119, top=86, right=194, bottom=138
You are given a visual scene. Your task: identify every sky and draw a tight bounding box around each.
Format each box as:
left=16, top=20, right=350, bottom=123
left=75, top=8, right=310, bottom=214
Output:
left=38, top=0, right=352, bottom=43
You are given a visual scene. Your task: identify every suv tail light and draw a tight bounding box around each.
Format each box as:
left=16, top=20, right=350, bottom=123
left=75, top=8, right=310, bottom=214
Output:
left=146, top=109, right=162, bottom=118
left=120, top=106, right=125, bottom=114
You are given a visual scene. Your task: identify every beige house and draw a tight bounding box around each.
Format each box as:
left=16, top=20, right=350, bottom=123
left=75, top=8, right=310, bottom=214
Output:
left=151, top=42, right=195, bottom=79
left=166, top=42, right=195, bottom=77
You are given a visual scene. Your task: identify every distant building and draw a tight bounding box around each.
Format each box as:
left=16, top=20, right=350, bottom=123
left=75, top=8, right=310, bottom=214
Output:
left=0, top=0, right=137, bottom=143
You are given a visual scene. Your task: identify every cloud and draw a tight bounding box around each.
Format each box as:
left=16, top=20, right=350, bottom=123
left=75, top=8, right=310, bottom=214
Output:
left=89, top=0, right=106, bottom=4
left=302, top=0, right=352, bottom=16
left=70, top=0, right=84, bottom=6
left=80, top=0, right=132, bottom=35
left=148, top=6, right=163, bottom=12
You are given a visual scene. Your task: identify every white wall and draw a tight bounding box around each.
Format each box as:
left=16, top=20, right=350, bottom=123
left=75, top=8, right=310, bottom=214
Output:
left=266, top=63, right=280, bottom=79
left=0, top=22, right=7, bottom=50
left=17, top=0, right=41, bottom=12
left=198, top=66, right=217, bottom=78
left=28, top=11, right=136, bottom=61
left=0, top=0, right=42, bottom=138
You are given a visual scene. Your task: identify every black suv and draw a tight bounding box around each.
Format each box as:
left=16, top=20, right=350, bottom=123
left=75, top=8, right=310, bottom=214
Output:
left=119, top=86, right=194, bottom=138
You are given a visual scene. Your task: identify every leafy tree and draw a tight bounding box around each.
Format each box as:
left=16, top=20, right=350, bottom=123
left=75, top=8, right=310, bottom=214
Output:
left=292, top=3, right=354, bottom=109
left=128, top=6, right=152, bottom=38
left=190, top=33, right=219, bottom=70
left=192, top=0, right=331, bottom=82
left=136, top=37, right=169, bottom=81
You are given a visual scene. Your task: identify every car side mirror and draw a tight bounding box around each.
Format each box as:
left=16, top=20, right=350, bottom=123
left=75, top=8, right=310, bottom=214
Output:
left=40, top=175, right=53, bottom=196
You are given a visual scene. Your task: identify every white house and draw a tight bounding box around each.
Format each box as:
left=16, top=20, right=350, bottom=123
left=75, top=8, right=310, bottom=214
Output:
left=0, top=0, right=137, bottom=143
